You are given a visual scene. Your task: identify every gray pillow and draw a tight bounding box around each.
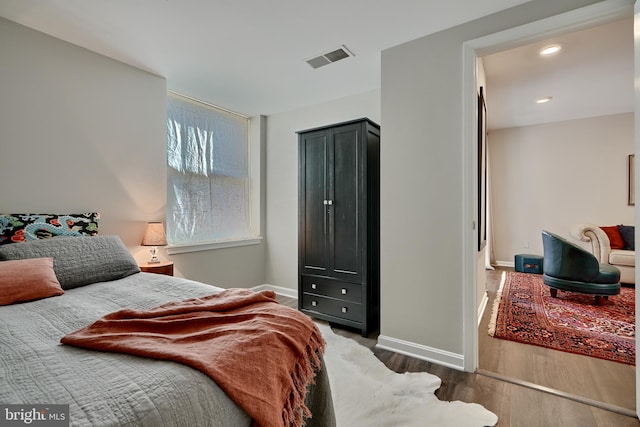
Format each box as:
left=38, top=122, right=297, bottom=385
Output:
left=0, top=236, right=140, bottom=290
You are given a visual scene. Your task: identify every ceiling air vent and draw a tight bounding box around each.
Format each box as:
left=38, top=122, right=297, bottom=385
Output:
left=305, top=45, right=354, bottom=69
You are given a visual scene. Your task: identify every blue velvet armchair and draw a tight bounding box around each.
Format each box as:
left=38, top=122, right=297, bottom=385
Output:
left=541, top=230, right=620, bottom=305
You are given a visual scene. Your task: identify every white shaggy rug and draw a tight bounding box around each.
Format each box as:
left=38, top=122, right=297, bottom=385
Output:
left=317, top=323, right=498, bottom=427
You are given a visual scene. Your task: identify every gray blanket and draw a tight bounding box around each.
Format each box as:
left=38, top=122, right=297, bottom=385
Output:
left=0, top=273, right=334, bottom=427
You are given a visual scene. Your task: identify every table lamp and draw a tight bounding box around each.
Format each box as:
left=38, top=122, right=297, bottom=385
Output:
left=141, top=222, right=167, bottom=264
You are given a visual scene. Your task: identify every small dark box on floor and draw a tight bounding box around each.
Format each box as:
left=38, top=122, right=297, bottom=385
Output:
left=514, top=254, right=543, bottom=274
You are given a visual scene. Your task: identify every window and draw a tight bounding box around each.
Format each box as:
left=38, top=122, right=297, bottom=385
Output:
left=166, top=93, right=257, bottom=249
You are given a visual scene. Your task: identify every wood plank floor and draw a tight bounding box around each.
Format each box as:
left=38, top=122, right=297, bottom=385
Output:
left=479, top=267, right=636, bottom=412
left=278, top=280, right=640, bottom=426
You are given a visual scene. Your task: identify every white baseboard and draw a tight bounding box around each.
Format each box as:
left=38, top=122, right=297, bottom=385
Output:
left=376, top=335, right=465, bottom=371
left=252, top=283, right=298, bottom=299
left=477, top=291, right=489, bottom=327
left=494, top=260, right=514, bottom=268
left=257, top=283, right=467, bottom=371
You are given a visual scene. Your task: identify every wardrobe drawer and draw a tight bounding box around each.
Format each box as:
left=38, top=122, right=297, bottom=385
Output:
left=301, top=293, right=362, bottom=323
left=301, top=275, right=362, bottom=303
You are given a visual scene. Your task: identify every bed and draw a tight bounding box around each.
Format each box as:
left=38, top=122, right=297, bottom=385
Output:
left=0, top=214, right=335, bottom=427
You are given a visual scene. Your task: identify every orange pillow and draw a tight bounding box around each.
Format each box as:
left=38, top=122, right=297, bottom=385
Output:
left=600, top=226, right=625, bottom=249
left=0, top=257, right=64, bottom=305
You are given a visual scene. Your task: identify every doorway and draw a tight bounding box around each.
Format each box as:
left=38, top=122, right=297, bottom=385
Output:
left=462, top=0, right=637, bottom=417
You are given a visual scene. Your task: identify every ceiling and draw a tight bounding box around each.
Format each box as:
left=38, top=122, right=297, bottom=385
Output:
left=0, top=0, right=531, bottom=117
left=0, top=1, right=633, bottom=128
left=483, top=16, right=634, bottom=130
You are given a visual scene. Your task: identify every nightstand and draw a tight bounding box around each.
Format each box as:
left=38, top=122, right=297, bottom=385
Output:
left=139, top=261, right=174, bottom=276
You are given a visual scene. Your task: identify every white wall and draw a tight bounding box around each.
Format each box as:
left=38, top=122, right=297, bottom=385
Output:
left=0, top=17, right=166, bottom=247
left=380, top=0, right=599, bottom=363
left=0, top=17, right=265, bottom=288
left=264, top=90, right=381, bottom=289
left=490, top=113, right=634, bottom=264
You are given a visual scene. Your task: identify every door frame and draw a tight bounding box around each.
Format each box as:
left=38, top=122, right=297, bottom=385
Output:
left=461, top=0, right=636, bottom=411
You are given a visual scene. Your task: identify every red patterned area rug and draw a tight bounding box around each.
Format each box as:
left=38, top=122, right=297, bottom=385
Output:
left=488, top=271, right=635, bottom=365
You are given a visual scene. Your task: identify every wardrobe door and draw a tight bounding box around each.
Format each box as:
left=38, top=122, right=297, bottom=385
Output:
left=299, top=130, right=329, bottom=276
left=329, top=123, right=363, bottom=282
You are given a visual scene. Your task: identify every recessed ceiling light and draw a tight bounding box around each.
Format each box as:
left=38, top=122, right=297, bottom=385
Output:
left=536, top=96, right=552, bottom=104
left=540, top=45, right=561, bottom=56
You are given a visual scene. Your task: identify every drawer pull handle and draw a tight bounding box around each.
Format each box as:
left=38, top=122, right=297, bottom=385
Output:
left=311, top=283, right=317, bottom=290
left=311, top=301, right=317, bottom=307
left=341, top=288, right=347, bottom=295
left=341, top=307, right=348, bottom=313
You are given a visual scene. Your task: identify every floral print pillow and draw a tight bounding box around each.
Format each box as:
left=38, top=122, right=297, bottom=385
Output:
left=0, top=213, right=100, bottom=245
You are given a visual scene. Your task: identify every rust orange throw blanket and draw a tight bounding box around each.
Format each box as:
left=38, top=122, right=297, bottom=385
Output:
left=61, top=289, right=325, bottom=427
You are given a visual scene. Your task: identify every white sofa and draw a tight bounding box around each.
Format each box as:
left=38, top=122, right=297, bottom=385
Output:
left=570, top=223, right=635, bottom=285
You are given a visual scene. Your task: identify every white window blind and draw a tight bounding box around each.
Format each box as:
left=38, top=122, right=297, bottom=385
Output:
left=166, top=93, right=255, bottom=246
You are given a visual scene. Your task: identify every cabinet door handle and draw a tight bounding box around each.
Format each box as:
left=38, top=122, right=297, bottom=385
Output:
left=341, top=288, right=347, bottom=295
left=311, top=301, right=318, bottom=307
left=341, top=307, right=348, bottom=313
left=323, top=199, right=333, bottom=205
left=311, top=283, right=317, bottom=290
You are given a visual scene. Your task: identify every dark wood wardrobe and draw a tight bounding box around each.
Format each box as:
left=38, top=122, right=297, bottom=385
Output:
left=297, top=118, right=380, bottom=336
